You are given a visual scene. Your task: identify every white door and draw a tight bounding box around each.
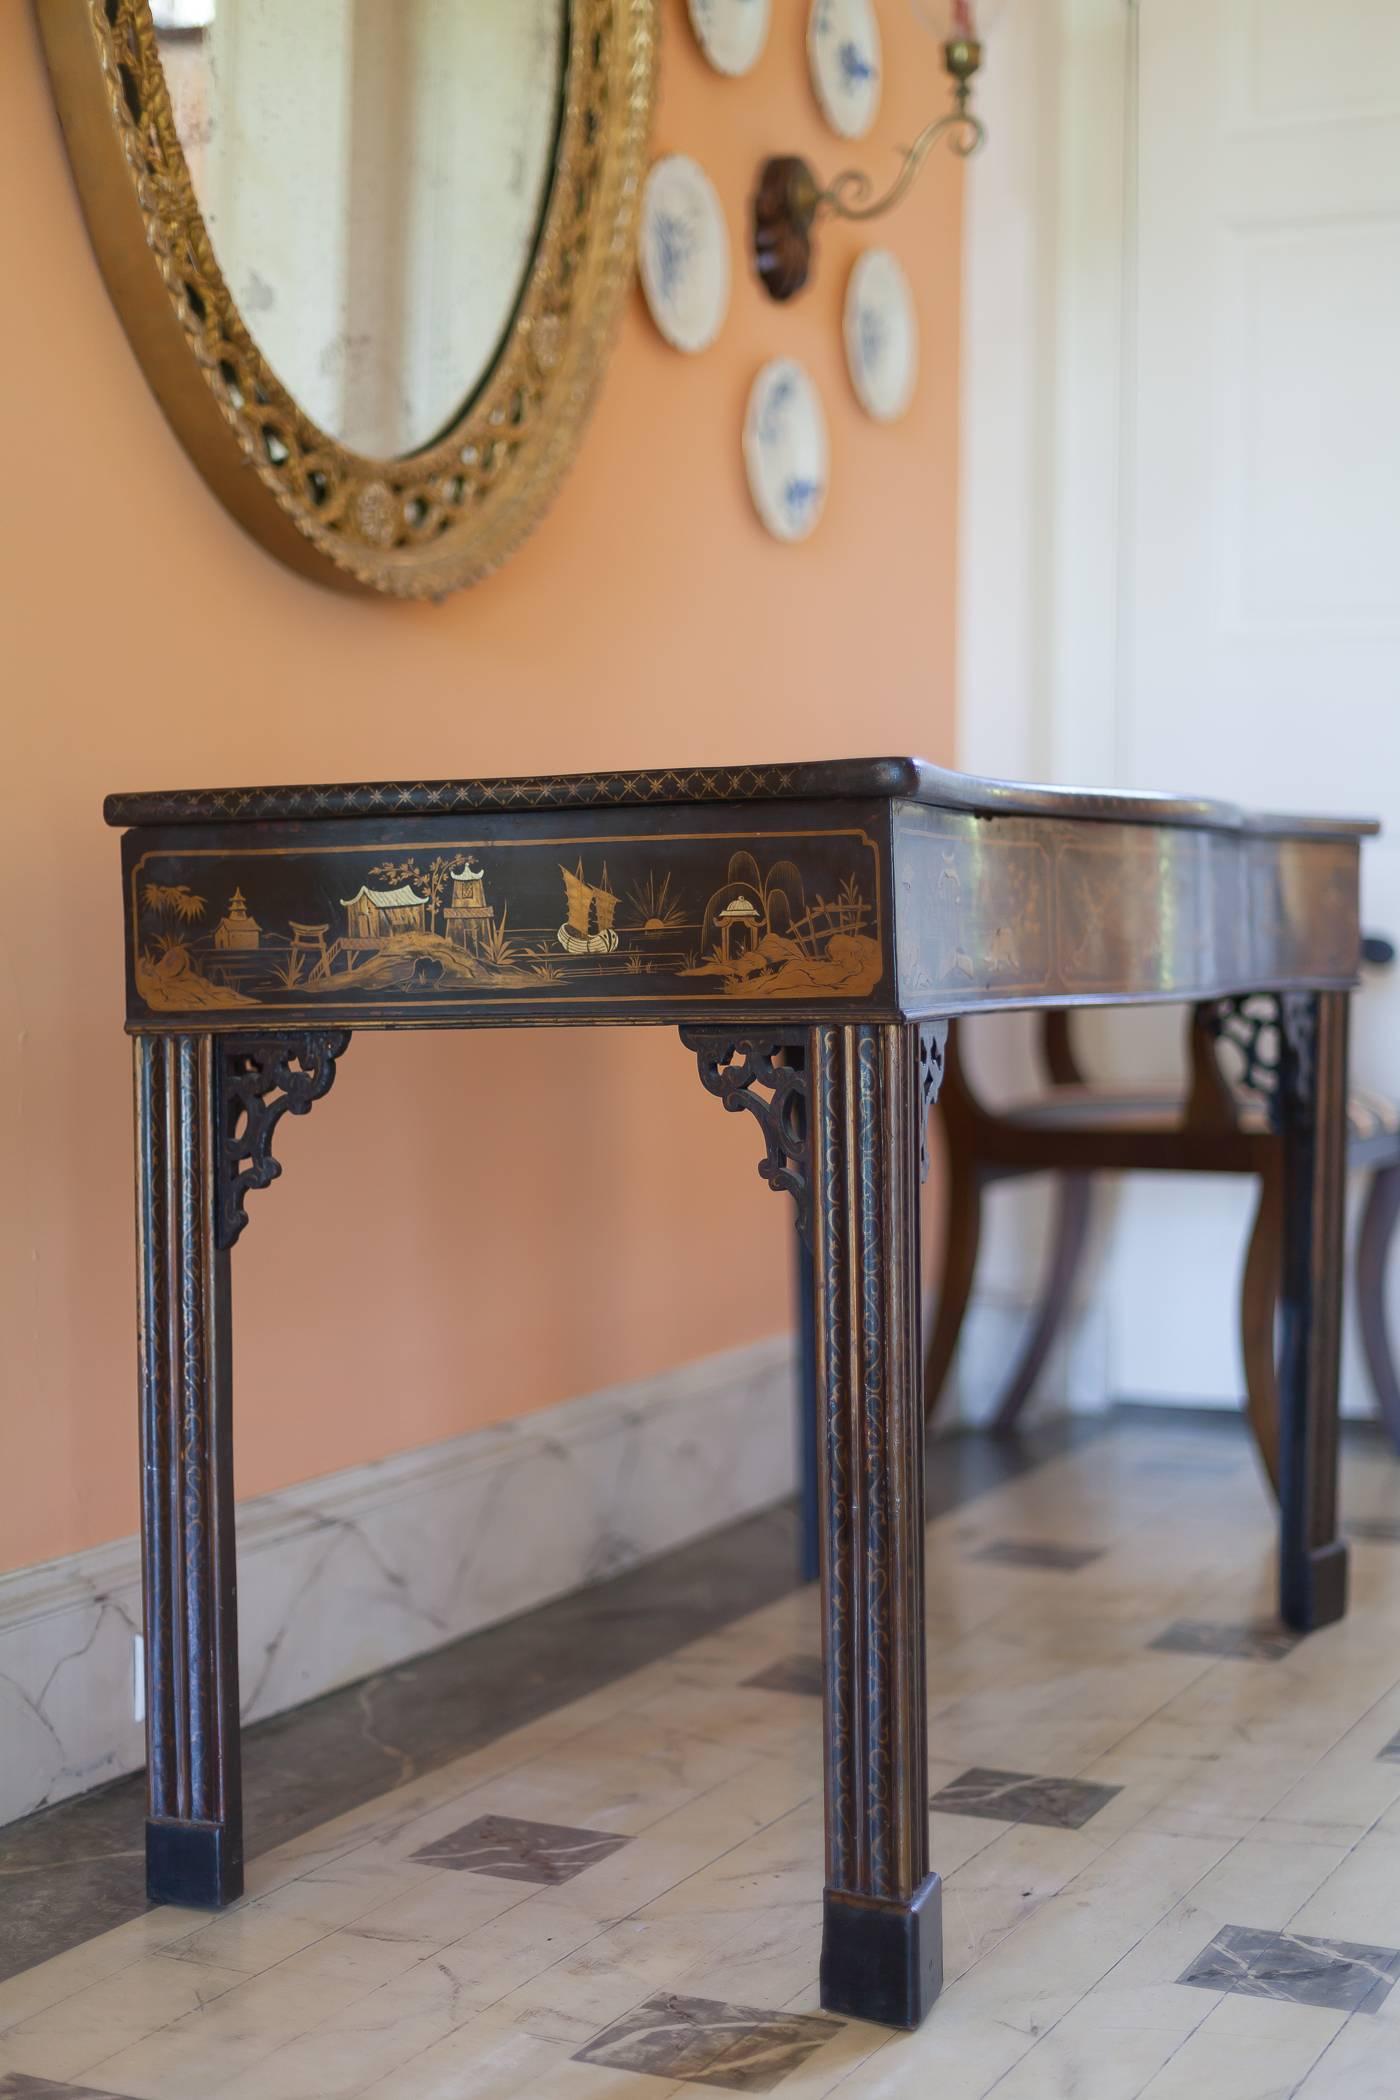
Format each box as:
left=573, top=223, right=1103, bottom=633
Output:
left=1107, top=0, right=1400, bottom=1409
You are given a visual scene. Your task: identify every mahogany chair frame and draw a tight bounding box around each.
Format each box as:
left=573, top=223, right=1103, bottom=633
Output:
left=925, top=1006, right=1400, bottom=1481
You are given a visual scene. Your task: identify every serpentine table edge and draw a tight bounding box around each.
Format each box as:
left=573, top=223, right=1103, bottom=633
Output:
left=106, top=758, right=1378, bottom=2031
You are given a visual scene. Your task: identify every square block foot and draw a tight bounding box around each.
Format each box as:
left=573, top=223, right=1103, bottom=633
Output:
left=820, top=1874, right=943, bottom=2030
left=146, top=1817, right=243, bottom=1909
left=1283, top=1538, right=1349, bottom=1634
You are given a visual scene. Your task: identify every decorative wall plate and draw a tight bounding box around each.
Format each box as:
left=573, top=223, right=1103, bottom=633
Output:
left=743, top=358, right=829, bottom=542
left=844, top=248, right=918, bottom=422
left=638, top=155, right=732, bottom=354
left=807, top=0, right=882, bottom=140
left=687, top=0, right=771, bottom=76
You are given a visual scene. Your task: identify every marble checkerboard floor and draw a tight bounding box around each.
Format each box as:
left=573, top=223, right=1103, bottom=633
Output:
left=6, top=1413, right=1400, bottom=2098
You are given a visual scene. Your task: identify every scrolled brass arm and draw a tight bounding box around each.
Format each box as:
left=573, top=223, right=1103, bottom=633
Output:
left=820, top=103, right=987, bottom=224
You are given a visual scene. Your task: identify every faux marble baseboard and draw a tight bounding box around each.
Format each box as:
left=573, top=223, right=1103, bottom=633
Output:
left=0, top=1333, right=796, bottom=1832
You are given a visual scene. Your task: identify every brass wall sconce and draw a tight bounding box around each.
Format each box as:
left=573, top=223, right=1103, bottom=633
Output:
left=754, top=10, right=990, bottom=302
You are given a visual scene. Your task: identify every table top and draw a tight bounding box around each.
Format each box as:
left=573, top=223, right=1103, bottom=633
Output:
left=111, top=758, right=1374, bottom=1029
left=104, top=757, right=1378, bottom=841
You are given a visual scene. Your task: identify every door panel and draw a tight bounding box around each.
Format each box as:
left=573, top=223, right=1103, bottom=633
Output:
left=1111, top=0, right=1400, bottom=1407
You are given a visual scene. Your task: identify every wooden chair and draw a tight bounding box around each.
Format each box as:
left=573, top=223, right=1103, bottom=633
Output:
left=925, top=990, right=1400, bottom=1486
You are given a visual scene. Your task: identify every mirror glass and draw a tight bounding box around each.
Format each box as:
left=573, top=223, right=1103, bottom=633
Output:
left=153, top=0, right=567, bottom=459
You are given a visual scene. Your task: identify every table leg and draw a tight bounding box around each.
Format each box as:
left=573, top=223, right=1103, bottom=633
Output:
left=1276, top=989, right=1351, bottom=1632
left=134, top=1034, right=242, bottom=1907
left=810, top=1022, right=942, bottom=2029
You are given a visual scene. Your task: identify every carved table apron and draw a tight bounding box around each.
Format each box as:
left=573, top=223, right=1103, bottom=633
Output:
left=106, top=758, right=1375, bottom=2031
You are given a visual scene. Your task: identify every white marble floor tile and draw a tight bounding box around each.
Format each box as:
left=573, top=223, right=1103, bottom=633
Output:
left=5, top=1420, right=1400, bottom=2100
left=0, top=1951, right=247, bottom=2083
left=1133, top=1992, right=1344, bottom=2099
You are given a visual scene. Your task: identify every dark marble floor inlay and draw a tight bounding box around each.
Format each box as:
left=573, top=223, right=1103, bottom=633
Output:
left=1149, top=1619, right=1302, bottom=1663
left=409, top=1812, right=628, bottom=1885
left=573, top=1991, right=843, bottom=2092
left=969, top=1539, right=1106, bottom=1572
left=742, top=1654, right=824, bottom=1698
left=1179, top=1924, right=1400, bottom=2014
left=929, top=1767, right=1122, bottom=1830
left=0, top=2079, right=132, bottom=2098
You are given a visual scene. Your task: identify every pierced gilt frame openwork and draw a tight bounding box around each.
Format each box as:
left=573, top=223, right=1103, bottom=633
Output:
left=35, top=0, right=657, bottom=599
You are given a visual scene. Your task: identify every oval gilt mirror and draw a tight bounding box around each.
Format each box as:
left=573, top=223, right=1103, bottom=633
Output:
left=37, top=0, right=656, bottom=597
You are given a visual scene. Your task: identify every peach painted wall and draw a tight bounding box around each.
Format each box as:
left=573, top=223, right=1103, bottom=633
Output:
left=0, top=2, right=961, bottom=1574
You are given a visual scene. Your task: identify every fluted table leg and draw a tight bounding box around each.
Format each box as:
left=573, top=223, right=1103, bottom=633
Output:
left=134, top=1033, right=242, bottom=1907
left=811, top=1022, right=941, bottom=2029
left=1276, top=990, right=1351, bottom=1632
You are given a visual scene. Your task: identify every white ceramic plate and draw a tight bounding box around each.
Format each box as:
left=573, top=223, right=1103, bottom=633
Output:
left=844, top=248, right=918, bottom=421
left=743, top=358, right=829, bottom=543
left=807, top=0, right=882, bottom=140
left=687, top=0, right=771, bottom=77
left=638, top=155, right=731, bottom=355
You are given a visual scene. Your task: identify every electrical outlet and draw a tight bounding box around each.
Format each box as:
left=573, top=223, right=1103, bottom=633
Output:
left=132, top=1634, right=145, bottom=1725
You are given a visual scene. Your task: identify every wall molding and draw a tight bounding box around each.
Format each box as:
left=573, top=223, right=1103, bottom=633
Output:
left=0, top=1333, right=797, bottom=1830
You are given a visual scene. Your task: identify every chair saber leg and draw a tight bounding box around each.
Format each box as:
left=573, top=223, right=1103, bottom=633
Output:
left=1240, top=1163, right=1284, bottom=1497
left=1356, top=1164, right=1400, bottom=1455
left=992, top=1172, right=1095, bottom=1430
left=795, top=1227, right=821, bottom=1584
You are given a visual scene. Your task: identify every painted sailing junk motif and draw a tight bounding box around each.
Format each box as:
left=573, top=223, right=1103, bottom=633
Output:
left=559, top=862, right=619, bottom=954
left=129, top=835, right=885, bottom=1013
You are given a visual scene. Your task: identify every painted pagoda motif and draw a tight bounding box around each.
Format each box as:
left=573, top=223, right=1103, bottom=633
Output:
left=340, top=882, right=429, bottom=942
left=213, top=887, right=260, bottom=951
left=443, top=858, right=497, bottom=955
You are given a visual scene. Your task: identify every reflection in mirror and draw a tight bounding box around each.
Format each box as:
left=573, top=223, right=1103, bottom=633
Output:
left=153, top=0, right=566, bottom=459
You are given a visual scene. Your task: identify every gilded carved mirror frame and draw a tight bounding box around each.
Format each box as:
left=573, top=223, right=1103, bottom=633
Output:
left=36, top=0, right=657, bottom=598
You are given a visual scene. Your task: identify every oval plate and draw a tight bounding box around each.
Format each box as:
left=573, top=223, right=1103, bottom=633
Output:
left=639, top=155, right=732, bottom=355
left=744, top=358, right=830, bottom=542
left=845, top=248, right=918, bottom=422
left=808, top=0, right=882, bottom=140
left=687, top=0, right=771, bottom=76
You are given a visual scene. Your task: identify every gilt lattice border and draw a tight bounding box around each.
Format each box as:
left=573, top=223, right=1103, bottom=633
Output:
left=84, top=0, right=657, bottom=598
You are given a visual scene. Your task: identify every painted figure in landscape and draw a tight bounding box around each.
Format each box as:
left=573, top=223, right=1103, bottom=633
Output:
left=130, top=837, right=884, bottom=1011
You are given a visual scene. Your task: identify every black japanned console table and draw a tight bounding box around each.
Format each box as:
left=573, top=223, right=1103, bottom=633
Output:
left=105, top=758, right=1375, bottom=2031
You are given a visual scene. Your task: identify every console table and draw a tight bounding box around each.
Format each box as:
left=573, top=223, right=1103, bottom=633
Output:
left=105, top=758, right=1374, bottom=2031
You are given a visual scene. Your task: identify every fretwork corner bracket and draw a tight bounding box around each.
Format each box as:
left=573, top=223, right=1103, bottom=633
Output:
left=918, top=1021, right=948, bottom=1184
left=1206, top=993, right=1316, bottom=1135
left=216, top=1032, right=351, bottom=1251
left=682, top=1028, right=811, bottom=1243
left=682, top=1022, right=948, bottom=1238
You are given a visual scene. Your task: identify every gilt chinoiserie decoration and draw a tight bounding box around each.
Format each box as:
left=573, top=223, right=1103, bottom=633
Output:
left=35, top=0, right=657, bottom=598
left=124, top=817, right=890, bottom=1022
left=107, top=755, right=1375, bottom=2036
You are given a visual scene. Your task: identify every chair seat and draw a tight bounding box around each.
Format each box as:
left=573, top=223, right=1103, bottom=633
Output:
left=999, top=1082, right=1400, bottom=1145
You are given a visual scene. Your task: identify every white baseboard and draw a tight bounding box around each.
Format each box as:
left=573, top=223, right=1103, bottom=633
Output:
left=947, top=1287, right=1112, bottom=1425
left=0, top=1334, right=797, bottom=1831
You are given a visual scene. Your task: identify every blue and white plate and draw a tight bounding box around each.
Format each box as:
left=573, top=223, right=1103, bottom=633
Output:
left=638, top=154, right=731, bottom=355
left=744, top=358, right=829, bottom=543
left=687, top=0, right=771, bottom=77
left=845, top=248, right=918, bottom=421
left=808, top=0, right=882, bottom=140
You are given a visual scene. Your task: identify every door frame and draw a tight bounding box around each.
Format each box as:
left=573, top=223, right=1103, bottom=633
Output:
left=952, top=0, right=1138, bottom=1418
